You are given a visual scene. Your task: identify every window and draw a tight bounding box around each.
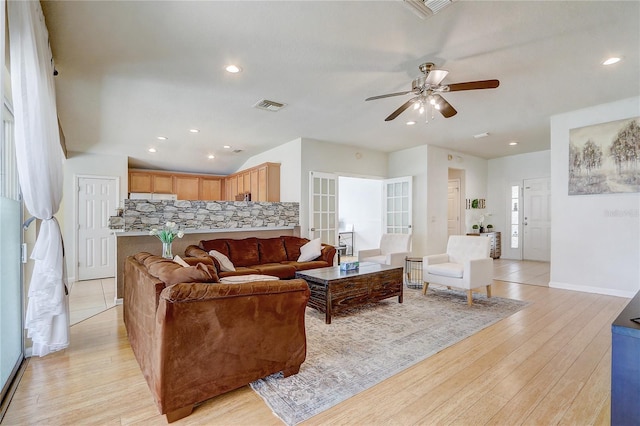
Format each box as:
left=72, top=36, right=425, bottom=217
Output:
left=510, top=185, right=519, bottom=249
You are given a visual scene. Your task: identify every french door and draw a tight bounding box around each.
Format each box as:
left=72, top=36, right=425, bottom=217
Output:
left=308, top=171, right=338, bottom=246
left=383, top=176, right=412, bottom=234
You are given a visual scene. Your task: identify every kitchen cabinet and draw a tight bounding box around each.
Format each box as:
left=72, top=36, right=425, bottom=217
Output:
left=175, top=176, right=200, bottom=200
left=200, top=178, right=222, bottom=200
left=129, top=169, right=224, bottom=200
left=222, top=162, right=280, bottom=201
left=129, top=172, right=152, bottom=193
left=152, top=174, right=174, bottom=194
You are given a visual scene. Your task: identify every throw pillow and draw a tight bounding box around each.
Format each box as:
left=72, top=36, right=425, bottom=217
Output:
left=173, top=255, right=190, bottom=267
left=208, top=249, right=236, bottom=272
left=297, top=238, right=322, bottom=262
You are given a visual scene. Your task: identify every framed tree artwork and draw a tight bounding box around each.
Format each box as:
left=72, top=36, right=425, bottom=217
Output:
left=569, top=117, right=640, bottom=195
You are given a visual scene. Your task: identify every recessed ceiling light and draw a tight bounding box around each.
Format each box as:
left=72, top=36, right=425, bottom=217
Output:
left=225, top=65, right=242, bottom=73
left=473, top=132, right=489, bottom=139
left=189, top=129, right=200, bottom=133
left=509, top=141, right=518, bottom=146
left=157, top=136, right=167, bottom=140
left=223, top=145, right=231, bottom=149
left=208, top=154, right=215, bottom=159
left=602, top=57, right=621, bottom=66
left=148, top=148, right=157, bottom=153
left=406, top=121, right=416, bottom=125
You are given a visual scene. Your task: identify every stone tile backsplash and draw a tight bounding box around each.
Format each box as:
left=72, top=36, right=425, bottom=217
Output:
left=123, top=200, right=300, bottom=231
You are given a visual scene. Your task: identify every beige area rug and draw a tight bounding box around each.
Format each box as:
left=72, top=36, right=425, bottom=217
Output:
left=251, top=286, right=529, bottom=425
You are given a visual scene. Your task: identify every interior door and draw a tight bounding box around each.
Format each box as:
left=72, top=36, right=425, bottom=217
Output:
left=309, top=171, right=338, bottom=246
left=523, top=177, right=551, bottom=261
left=447, top=179, right=461, bottom=236
left=77, top=176, right=117, bottom=280
left=383, top=176, right=412, bottom=234
left=1, top=102, right=24, bottom=403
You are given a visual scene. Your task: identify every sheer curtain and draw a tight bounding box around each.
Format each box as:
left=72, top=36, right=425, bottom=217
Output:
left=8, top=1, right=68, bottom=356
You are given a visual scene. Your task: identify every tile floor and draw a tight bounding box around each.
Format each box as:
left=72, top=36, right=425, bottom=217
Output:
left=67, top=259, right=550, bottom=325
left=68, top=278, right=117, bottom=325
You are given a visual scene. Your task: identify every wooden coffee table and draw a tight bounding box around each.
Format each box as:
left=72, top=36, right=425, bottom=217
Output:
left=295, top=262, right=403, bottom=324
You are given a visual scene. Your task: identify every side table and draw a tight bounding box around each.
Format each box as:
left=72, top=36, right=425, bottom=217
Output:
left=405, top=257, right=423, bottom=289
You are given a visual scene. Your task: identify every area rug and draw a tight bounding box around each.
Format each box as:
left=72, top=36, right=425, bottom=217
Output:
left=251, top=287, right=529, bottom=425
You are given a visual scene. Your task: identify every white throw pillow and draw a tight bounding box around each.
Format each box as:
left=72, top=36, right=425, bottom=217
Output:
left=208, top=250, right=236, bottom=272
left=298, top=238, right=322, bottom=262
left=172, top=255, right=190, bottom=267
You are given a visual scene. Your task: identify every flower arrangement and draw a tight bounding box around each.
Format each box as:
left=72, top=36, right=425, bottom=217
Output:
left=149, top=221, right=184, bottom=243
left=150, top=222, right=184, bottom=258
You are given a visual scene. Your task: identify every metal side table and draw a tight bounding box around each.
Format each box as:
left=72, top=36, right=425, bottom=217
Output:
left=404, top=256, right=423, bottom=289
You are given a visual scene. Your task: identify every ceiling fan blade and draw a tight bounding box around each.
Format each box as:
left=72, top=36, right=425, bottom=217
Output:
left=385, top=97, right=418, bottom=121
left=365, top=90, right=414, bottom=101
left=447, top=79, right=500, bottom=92
left=433, top=94, right=457, bottom=118
left=425, top=69, right=449, bottom=86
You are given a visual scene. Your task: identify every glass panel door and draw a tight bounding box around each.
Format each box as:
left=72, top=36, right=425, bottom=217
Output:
left=383, top=176, right=412, bottom=234
left=308, top=171, right=338, bottom=246
left=0, top=103, right=24, bottom=401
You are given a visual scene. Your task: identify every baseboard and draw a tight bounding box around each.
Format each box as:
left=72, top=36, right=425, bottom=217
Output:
left=549, top=281, right=637, bottom=298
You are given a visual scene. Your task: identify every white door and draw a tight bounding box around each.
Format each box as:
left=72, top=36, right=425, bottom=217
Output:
left=447, top=179, right=461, bottom=236
left=523, top=177, right=551, bottom=261
left=383, top=176, right=412, bottom=234
left=309, top=172, right=338, bottom=246
left=78, top=177, right=117, bottom=280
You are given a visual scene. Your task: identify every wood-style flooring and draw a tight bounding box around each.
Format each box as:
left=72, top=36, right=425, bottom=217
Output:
left=6, top=261, right=627, bottom=425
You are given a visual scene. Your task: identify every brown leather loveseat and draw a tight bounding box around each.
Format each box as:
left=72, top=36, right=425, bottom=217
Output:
left=124, top=252, right=310, bottom=422
left=185, top=235, right=336, bottom=279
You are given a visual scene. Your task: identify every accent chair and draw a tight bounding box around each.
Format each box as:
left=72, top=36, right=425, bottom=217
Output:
left=422, top=235, right=493, bottom=306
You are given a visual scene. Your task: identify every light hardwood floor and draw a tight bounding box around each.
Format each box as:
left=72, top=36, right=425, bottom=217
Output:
left=6, top=266, right=626, bottom=425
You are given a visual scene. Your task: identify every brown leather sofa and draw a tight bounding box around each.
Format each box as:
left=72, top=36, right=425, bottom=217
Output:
left=185, top=235, right=336, bottom=279
left=124, top=252, right=310, bottom=422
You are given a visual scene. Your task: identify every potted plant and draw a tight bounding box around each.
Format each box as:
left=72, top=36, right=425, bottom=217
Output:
left=486, top=224, right=494, bottom=232
left=472, top=224, right=479, bottom=234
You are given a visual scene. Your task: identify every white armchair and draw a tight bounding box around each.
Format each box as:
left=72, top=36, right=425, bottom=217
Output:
left=358, top=233, right=412, bottom=268
left=422, top=235, right=493, bottom=306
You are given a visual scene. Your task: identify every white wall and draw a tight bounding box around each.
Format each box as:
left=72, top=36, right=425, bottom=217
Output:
left=389, top=145, right=488, bottom=256
left=488, top=150, right=551, bottom=259
left=338, top=176, right=382, bottom=253
left=62, top=151, right=128, bottom=281
left=388, top=145, right=427, bottom=256
left=237, top=138, right=302, bottom=202
left=550, top=96, right=640, bottom=297
left=300, top=138, right=388, bottom=239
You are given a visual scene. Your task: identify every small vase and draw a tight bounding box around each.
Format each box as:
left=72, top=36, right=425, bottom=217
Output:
left=162, top=242, right=173, bottom=259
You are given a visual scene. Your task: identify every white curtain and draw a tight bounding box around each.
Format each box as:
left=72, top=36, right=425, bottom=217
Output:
left=8, top=1, right=68, bottom=356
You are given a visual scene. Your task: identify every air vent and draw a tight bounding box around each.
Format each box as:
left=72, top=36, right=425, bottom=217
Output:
left=253, top=99, right=287, bottom=112
left=232, top=149, right=244, bottom=154
left=403, top=0, right=454, bottom=19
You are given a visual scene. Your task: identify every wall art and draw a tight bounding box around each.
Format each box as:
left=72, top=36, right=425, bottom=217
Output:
left=569, top=117, right=640, bottom=195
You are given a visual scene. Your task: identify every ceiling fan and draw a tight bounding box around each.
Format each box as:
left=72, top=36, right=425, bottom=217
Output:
left=365, top=62, right=499, bottom=121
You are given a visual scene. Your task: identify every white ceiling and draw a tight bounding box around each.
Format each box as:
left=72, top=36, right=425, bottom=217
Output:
left=41, top=0, right=640, bottom=175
